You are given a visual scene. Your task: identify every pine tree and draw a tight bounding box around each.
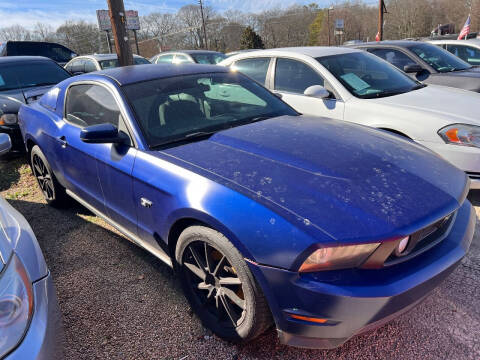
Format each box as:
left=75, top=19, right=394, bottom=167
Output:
left=240, top=26, right=265, bottom=49
left=308, top=11, right=325, bottom=46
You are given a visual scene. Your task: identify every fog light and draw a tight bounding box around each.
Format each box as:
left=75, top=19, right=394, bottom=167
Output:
left=394, top=236, right=410, bottom=256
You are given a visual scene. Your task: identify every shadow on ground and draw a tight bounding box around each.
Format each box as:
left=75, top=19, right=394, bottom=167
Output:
left=0, top=156, right=27, bottom=191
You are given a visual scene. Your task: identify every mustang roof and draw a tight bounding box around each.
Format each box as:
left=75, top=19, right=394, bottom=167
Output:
left=97, top=63, right=229, bottom=86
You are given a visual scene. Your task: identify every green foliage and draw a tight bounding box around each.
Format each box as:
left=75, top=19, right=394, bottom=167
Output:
left=308, top=10, right=325, bottom=46
left=240, top=26, right=265, bottom=49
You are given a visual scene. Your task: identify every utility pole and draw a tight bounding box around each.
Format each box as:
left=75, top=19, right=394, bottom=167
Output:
left=199, top=0, right=208, bottom=49
left=107, top=0, right=134, bottom=66
left=377, top=0, right=387, bottom=41
left=327, top=6, right=333, bottom=46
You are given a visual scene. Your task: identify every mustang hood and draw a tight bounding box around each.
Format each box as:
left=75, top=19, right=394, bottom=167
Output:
left=162, top=116, right=468, bottom=242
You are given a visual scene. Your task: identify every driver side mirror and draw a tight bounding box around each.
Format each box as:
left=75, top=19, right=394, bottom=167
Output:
left=403, top=64, right=423, bottom=73
left=304, top=85, right=331, bottom=99
left=80, top=123, right=129, bottom=144
left=0, top=133, right=12, bottom=156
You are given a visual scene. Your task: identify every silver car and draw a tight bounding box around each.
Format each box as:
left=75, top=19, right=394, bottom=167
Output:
left=0, top=134, right=63, bottom=359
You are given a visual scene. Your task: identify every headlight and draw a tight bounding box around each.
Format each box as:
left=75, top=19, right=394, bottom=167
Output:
left=0, top=254, right=33, bottom=358
left=298, top=243, right=380, bottom=272
left=0, top=114, right=18, bottom=125
left=438, top=124, right=480, bottom=147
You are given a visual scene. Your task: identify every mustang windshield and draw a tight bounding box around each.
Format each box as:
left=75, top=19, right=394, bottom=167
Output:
left=407, top=43, right=472, bottom=73
left=317, top=52, right=423, bottom=99
left=123, top=71, right=298, bottom=148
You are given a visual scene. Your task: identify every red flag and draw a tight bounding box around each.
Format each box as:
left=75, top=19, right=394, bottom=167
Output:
left=375, top=32, right=380, bottom=42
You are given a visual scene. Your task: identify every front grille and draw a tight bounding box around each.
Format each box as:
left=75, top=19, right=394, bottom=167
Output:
left=384, top=212, right=455, bottom=266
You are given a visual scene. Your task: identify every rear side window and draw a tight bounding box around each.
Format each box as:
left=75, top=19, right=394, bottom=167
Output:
left=156, top=54, right=174, bottom=63
left=233, top=58, right=270, bottom=85
left=65, top=84, right=121, bottom=128
left=274, top=58, right=324, bottom=94
left=84, top=60, right=97, bottom=73
left=367, top=48, right=416, bottom=70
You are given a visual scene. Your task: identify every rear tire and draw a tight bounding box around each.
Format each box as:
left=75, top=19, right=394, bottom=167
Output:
left=175, top=225, right=272, bottom=343
left=30, top=145, right=68, bottom=207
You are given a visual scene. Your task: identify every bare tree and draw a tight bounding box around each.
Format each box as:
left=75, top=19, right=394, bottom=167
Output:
left=0, top=25, right=31, bottom=41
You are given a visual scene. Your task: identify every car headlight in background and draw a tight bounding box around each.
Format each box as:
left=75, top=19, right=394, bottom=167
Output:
left=298, top=243, right=380, bottom=272
left=0, top=254, right=33, bottom=358
left=438, top=124, right=480, bottom=148
left=0, top=114, right=18, bottom=125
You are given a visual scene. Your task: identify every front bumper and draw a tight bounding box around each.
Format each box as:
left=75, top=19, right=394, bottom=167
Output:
left=6, top=273, right=64, bottom=360
left=417, top=140, right=480, bottom=189
left=0, top=124, right=24, bottom=154
left=248, top=200, right=475, bottom=349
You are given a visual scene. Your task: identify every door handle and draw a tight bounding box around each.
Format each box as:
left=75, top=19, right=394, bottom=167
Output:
left=56, top=136, right=67, bottom=148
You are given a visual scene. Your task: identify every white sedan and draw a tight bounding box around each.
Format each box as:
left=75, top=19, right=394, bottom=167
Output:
left=219, top=47, right=480, bottom=189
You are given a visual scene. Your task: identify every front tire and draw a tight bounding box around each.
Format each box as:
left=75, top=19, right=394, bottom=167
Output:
left=175, top=226, right=272, bottom=343
left=30, top=145, right=68, bottom=206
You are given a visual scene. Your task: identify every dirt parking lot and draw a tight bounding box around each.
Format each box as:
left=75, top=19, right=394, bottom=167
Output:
left=1, top=156, right=479, bottom=360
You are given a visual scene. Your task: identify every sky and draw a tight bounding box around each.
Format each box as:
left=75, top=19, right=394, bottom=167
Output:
left=0, top=0, right=332, bottom=29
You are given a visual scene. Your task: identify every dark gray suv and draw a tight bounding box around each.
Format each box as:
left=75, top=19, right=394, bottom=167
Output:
left=351, top=41, right=480, bottom=92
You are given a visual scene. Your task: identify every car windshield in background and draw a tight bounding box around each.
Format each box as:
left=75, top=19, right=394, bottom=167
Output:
left=123, top=72, right=298, bottom=148
left=191, top=53, right=227, bottom=64
left=316, top=52, right=422, bottom=99
left=7, top=43, right=74, bottom=63
left=100, top=57, right=150, bottom=69
left=407, top=43, right=472, bottom=72
left=0, top=62, right=70, bottom=91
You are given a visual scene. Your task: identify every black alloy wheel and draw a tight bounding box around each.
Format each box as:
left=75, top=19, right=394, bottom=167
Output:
left=32, top=153, right=55, bottom=201
left=30, top=145, right=68, bottom=206
left=183, top=240, right=246, bottom=328
left=176, top=226, right=272, bottom=343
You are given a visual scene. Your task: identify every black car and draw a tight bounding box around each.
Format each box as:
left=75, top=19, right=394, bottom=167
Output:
left=351, top=41, right=480, bottom=92
left=0, top=56, right=71, bottom=154
left=0, top=41, right=77, bottom=66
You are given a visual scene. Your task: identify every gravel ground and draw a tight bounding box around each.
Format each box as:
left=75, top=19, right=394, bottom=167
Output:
left=1, top=156, right=479, bottom=360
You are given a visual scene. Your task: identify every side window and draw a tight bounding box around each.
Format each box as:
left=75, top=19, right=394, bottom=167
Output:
left=174, top=54, right=191, bottom=64
left=234, top=58, right=270, bottom=85
left=368, top=48, right=416, bottom=70
left=84, top=60, right=97, bottom=73
left=447, top=45, right=480, bottom=64
left=65, top=84, right=122, bottom=128
left=156, top=54, right=174, bottom=63
left=274, top=58, right=324, bottom=94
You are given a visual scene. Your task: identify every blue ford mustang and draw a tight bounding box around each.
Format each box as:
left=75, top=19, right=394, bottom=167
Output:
left=18, top=64, right=474, bottom=349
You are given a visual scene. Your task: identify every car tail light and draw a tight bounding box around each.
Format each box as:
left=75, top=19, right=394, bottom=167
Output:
left=298, top=243, right=380, bottom=272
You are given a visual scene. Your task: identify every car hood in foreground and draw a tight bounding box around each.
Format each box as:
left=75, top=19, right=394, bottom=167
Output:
left=160, top=116, right=468, bottom=242
left=369, top=85, right=480, bottom=126
left=0, top=197, right=48, bottom=281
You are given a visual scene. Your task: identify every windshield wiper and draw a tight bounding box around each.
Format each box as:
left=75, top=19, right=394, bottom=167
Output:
left=151, top=131, right=216, bottom=148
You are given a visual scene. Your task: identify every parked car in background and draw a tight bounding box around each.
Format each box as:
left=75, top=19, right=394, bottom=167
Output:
left=0, top=41, right=77, bottom=66
left=0, top=134, right=63, bottom=359
left=19, top=64, right=474, bottom=349
left=427, top=39, right=480, bottom=66
left=150, top=50, right=226, bottom=64
left=220, top=47, right=480, bottom=188
left=64, top=53, right=150, bottom=75
left=225, top=49, right=259, bottom=57
left=0, top=57, right=71, bottom=154
left=351, top=41, right=480, bottom=92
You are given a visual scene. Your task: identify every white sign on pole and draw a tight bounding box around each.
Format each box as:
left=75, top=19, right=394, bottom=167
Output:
left=96, top=9, right=141, bottom=31
left=335, top=19, right=345, bottom=30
